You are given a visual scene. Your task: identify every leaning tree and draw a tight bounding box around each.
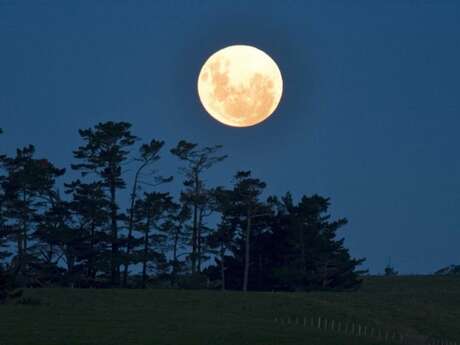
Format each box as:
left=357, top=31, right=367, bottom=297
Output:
left=170, top=140, right=226, bottom=274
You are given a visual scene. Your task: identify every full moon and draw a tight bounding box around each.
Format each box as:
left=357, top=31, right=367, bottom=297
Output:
left=197, top=45, right=283, bottom=127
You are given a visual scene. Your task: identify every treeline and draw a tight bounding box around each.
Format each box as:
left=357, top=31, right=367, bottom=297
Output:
left=0, top=123, right=365, bottom=292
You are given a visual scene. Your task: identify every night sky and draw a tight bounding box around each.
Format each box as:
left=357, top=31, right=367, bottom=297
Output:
left=1, top=1, right=459, bottom=274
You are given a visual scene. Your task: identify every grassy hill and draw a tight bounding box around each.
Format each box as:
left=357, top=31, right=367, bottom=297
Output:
left=0, top=276, right=459, bottom=345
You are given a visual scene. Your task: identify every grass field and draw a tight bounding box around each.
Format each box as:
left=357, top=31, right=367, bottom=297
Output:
left=0, top=276, right=459, bottom=345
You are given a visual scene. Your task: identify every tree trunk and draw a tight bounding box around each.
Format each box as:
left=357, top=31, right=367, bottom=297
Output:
left=18, top=190, right=27, bottom=274
left=243, top=210, right=251, bottom=292
left=220, top=241, right=225, bottom=291
left=123, top=165, right=145, bottom=287
left=191, top=173, right=199, bottom=274
left=17, top=233, right=23, bottom=260
left=88, top=222, right=95, bottom=279
left=22, top=191, right=27, bottom=258
left=322, top=260, right=329, bottom=289
left=171, top=227, right=179, bottom=285
left=173, top=230, right=179, bottom=264
left=191, top=206, right=197, bottom=274
left=299, top=221, right=307, bottom=275
left=22, top=226, right=27, bottom=257
left=110, top=180, right=119, bottom=286
left=197, top=208, right=203, bottom=273
left=67, top=251, right=75, bottom=287
left=142, top=216, right=150, bottom=289
left=47, top=242, right=53, bottom=264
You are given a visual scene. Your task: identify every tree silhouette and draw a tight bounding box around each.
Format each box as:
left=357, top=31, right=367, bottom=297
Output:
left=0, top=122, right=366, bottom=291
left=206, top=187, right=238, bottom=290
left=171, top=141, right=226, bottom=274
left=1, top=145, right=64, bottom=285
left=72, top=122, right=137, bottom=286
left=65, top=181, right=110, bottom=284
left=230, top=171, right=272, bottom=291
left=163, top=201, right=190, bottom=286
left=122, top=139, right=172, bottom=287
left=0, top=128, right=11, bottom=267
left=133, top=192, right=174, bottom=288
left=0, top=128, right=11, bottom=270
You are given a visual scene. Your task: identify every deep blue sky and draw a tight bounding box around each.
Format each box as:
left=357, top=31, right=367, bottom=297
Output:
left=1, top=1, right=459, bottom=274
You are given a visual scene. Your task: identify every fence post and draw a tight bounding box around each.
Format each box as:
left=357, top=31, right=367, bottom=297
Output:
left=331, top=319, right=335, bottom=332
left=318, top=316, right=321, bottom=329
left=303, top=317, right=306, bottom=327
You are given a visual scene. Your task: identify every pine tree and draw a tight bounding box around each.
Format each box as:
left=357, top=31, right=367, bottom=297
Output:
left=170, top=141, right=226, bottom=274
left=1, top=145, right=64, bottom=285
left=206, top=187, right=238, bottom=290
left=272, top=194, right=366, bottom=290
left=32, top=194, right=72, bottom=285
left=122, top=139, right=172, bottom=287
left=133, top=192, right=175, bottom=288
left=206, top=192, right=366, bottom=291
left=72, top=121, right=137, bottom=286
left=163, top=201, right=190, bottom=286
left=65, top=181, right=110, bottom=283
left=231, top=171, right=272, bottom=292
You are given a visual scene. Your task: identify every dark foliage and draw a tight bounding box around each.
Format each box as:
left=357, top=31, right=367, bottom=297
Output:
left=0, top=122, right=365, bottom=291
left=206, top=191, right=366, bottom=291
